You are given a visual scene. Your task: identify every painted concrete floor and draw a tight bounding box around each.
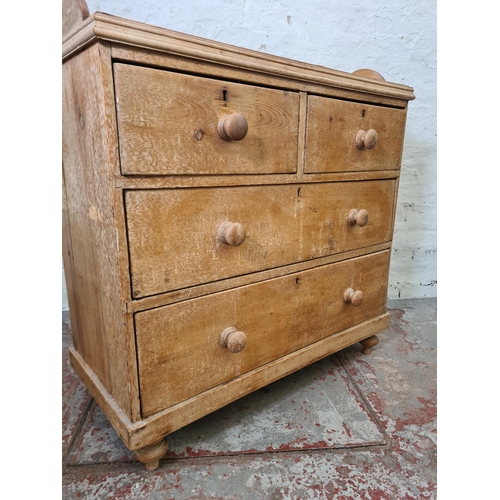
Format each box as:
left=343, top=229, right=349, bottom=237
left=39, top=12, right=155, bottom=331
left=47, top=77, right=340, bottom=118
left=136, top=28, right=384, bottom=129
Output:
left=62, top=298, right=436, bottom=499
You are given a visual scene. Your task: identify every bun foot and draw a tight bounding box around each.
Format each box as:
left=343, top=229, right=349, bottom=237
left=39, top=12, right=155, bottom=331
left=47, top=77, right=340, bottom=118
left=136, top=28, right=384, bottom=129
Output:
left=360, top=335, right=379, bottom=355
left=134, top=438, right=168, bottom=471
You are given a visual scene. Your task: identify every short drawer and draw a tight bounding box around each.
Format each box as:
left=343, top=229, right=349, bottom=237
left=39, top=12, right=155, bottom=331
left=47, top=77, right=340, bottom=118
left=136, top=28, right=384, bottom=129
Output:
left=305, top=96, right=407, bottom=173
left=136, top=250, right=390, bottom=416
left=125, top=180, right=396, bottom=298
left=113, top=63, right=300, bottom=175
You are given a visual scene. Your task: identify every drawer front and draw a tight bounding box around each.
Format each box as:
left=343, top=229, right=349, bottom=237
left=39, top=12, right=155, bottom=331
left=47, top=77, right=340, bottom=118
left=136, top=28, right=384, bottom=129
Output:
left=305, top=96, right=407, bottom=173
left=136, top=250, right=390, bottom=416
left=114, top=64, right=300, bottom=175
left=126, top=180, right=396, bottom=298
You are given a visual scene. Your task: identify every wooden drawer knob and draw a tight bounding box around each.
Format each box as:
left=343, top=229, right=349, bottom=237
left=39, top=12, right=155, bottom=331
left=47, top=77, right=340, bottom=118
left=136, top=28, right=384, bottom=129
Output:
left=348, top=209, right=369, bottom=227
left=344, top=288, right=364, bottom=307
left=355, top=129, right=378, bottom=150
left=217, top=221, right=247, bottom=246
left=221, top=327, right=247, bottom=353
left=218, top=113, right=248, bottom=141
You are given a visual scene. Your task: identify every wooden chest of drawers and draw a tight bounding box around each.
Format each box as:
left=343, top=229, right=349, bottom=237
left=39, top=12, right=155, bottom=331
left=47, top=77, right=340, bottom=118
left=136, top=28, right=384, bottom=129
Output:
left=62, top=3, right=414, bottom=470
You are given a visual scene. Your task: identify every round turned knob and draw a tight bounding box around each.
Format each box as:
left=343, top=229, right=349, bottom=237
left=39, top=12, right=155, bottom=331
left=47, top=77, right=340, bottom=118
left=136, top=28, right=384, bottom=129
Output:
left=348, top=209, right=369, bottom=227
left=220, top=327, right=247, bottom=353
left=355, top=129, right=378, bottom=150
left=217, top=113, right=248, bottom=141
left=344, top=288, right=364, bottom=307
left=217, top=221, right=247, bottom=246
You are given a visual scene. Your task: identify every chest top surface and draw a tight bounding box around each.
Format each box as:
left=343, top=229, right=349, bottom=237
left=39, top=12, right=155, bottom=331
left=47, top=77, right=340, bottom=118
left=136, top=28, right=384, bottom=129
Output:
left=63, top=11, right=415, bottom=104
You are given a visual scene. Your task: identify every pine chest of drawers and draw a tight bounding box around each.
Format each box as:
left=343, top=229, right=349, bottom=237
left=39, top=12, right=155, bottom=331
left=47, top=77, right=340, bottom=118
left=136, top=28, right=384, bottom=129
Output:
left=62, top=5, right=415, bottom=470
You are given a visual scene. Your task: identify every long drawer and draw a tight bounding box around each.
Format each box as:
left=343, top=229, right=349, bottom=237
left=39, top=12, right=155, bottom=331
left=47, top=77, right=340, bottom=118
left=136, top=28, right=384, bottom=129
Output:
left=135, top=250, right=390, bottom=417
left=125, top=180, right=396, bottom=298
left=114, top=63, right=300, bottom=175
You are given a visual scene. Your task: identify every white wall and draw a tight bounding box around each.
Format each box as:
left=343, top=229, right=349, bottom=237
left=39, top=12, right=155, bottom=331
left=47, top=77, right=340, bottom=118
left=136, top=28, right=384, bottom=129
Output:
left=62, top=0, right=436, bottom=309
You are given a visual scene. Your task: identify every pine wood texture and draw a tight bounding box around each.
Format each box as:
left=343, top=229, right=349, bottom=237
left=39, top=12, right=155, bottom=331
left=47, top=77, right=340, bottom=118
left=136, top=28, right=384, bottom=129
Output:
left=114, top=64, right=299, bottom=175
left=133, top=439, right=168, bottom=471
left=125, top=180, right=396, bottom=298
left=63, top=13, right=414, bottom=103
left=69, top=347, right=133, bottom=446
left=218, top=113, right=249, bottom=141
left=352, top=68, right=386, bottom=81
left=128, top=312, right=391, bottom=447
left=114, top=170, right=399, bottom=190
left=305, top=97, right=407, bottom=173
left=62, top=170, right=81, bottom=353
left=69, top=312, right=390, bottom=449
left=136, top=250, right=390, bottom=417
left=360, top=335, right=380, bottom=355
left=110, top=44, right=409, bottom=109
left=62, top=0, right=89, bottom=40
left=62, top=42, right=139, bottom=421
left=62, top=0, right=414, bottom=467
left=126, top=243, right=391, bottom=313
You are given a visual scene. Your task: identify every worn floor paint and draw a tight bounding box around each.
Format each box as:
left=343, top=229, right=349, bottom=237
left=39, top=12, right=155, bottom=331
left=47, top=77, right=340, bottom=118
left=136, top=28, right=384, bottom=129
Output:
left=62, top=298, right=436, bottom=499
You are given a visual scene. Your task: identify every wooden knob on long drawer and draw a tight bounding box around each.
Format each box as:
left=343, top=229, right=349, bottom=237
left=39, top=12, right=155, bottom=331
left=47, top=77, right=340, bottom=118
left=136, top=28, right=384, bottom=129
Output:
left=218, top=113, right=248, bottom=141
left=217, top=221, right=247, bottom=246
left=221, top=327, right=247, bottom=353
left=355, top=129, right=378, bottom=150
left=348, top=209, right=369, bottom=227
left=344, top=288, right=364, bottom=307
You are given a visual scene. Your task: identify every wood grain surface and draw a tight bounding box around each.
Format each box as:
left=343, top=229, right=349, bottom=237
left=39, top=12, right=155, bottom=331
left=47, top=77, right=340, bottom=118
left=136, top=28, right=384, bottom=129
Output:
left=305, top=96, right=407, bottom=172
left=135, top=250, right=390, bottom=416
left=68, top=312, right=390, bottom=449
left=114, top=169, right=399, bottom=190
left=126, top=243, right=391, bottom=313
left=62, top=3, right=413, bottom=455
left=110, top=45, right=410, bottom=108
left=114, top=63, right=300, bottom=175
left=62, top=12, right=415, bottom=105
left=125, top=180, right=396, bottom=298
left=62, top=0, right=89, bottom=40
left=62, top=42, right=139, bottom=420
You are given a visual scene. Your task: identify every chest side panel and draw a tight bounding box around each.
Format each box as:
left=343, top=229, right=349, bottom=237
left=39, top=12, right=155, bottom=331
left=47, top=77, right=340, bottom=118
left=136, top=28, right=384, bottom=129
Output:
left=62, top=43, right=139, bottom=420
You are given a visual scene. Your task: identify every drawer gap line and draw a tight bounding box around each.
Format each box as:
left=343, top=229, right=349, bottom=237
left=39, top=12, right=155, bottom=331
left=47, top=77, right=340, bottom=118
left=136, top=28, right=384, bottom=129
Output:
left=127, top=245, right=392, bottom=313
left=110, top=58, right=408, bottom=109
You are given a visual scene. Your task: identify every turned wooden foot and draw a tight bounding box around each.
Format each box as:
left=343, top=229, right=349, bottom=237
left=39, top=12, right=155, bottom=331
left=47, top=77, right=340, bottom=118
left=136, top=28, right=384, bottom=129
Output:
left=360, top=335, right=379, bottom=355
left=133, top=438, right=168, bottom=471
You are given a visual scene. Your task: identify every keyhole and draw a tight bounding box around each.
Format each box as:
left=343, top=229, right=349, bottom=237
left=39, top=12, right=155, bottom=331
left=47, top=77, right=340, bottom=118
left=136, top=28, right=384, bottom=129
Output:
left=296, top=277, right=300, bottom=285
left=223, top=90, right=228, bottom=102
left=297, top=188, right=301, bottom=197
left=362, top=109, right=366, bottom=117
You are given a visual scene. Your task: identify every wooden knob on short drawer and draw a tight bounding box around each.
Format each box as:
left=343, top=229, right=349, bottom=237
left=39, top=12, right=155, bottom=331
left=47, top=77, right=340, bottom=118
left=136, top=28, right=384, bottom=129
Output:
left=348, top=209, right=369, bottom=227
left=217, top=221, right=247, bottom=246
left=221, top=327, right=247, bottom=353
left=355, top=129, right=378, bottom=150
left=217, top=113, right=248, bottom=141
left=344, top=288, right=364, bottom=307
